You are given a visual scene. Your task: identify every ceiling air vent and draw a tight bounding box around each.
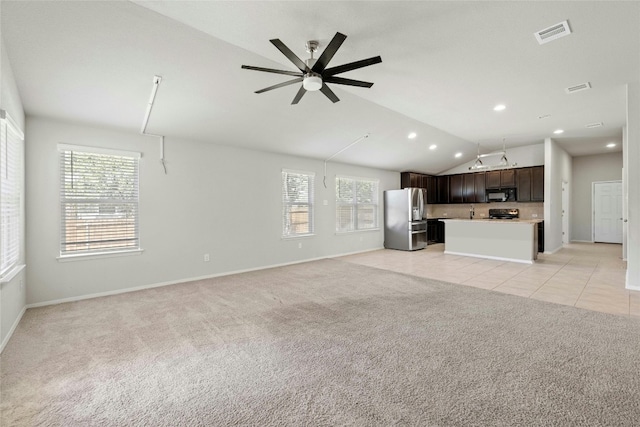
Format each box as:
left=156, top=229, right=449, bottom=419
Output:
left=565, top=82, right=591, bottom=94
left=535, top=20, right=572, bottom=45
left=585, top=122, right=603, bottom=129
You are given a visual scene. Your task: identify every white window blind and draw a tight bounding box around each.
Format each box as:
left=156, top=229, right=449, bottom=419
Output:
left=282, top=169, right=315, bottom=237
left=59, top=145, right=140, bottom=256
left=0, top=117, right=23, bottom=277
left=336, top=176, right=379, bottom=232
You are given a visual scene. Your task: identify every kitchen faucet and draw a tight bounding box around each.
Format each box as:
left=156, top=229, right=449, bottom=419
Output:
left=470, top=204, right=475, bottom=219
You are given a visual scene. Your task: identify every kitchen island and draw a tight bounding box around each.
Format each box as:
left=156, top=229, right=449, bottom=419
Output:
left=440, top=218, right=542, bottom=264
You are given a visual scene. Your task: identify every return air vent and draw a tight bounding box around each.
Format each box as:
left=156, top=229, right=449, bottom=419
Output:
left=585, top=122, right=604, bottom=129
left=535, top=20, right=572, bottom=45
left=565, top=82, right=591, bottom=94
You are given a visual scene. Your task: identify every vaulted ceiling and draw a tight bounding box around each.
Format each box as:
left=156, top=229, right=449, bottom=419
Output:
left=2, top=1, right=637, bottom=174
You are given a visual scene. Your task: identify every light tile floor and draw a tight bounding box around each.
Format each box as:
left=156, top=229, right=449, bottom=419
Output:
left=338, top=242, right=640, bottom=318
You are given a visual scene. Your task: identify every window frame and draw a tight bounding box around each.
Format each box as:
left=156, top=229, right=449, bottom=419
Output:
left=335, top=175, right=380, bottom=233
left=0, top=111, right=24, bottom=281
left=281, top=169, right=315, bottom=238
left=58, top=144, right=141, bottom=259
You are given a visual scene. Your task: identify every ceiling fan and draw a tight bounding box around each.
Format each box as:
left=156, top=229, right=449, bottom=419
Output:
left=241, top=32, right=382, bottom=104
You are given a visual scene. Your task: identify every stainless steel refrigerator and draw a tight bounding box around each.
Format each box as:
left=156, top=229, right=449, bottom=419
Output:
left=383, top=188, right=428, bottom=251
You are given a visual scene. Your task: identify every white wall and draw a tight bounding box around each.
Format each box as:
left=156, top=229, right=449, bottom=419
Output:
left=0, top=34, right=27, bottom=351
left=25, top=117, right=399, bottom=305
left=544, top=138, right=572, bottom=252
left=625, top=82, right=640, bottom=290
left=439, top=143, right=544, bottom=175
left=571, top=152, right=623, bottom=242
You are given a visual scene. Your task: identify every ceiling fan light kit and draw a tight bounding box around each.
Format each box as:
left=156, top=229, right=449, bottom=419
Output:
left=242, top=32, right=382, bottom=104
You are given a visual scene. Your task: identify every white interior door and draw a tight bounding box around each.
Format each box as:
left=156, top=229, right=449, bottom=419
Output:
left=594, top=181, right=623, bottom=243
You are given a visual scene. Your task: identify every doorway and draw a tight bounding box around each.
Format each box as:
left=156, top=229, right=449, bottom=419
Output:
left=593, top=181, right=623, bottom=243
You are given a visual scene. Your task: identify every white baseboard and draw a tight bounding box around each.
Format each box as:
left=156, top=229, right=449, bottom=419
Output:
left=444, top=250, right=534, bottom=265
left=0, top=305, right=26, bottom=354
left=26, top=247, right=385, bottom=309
left=543, top=246, right=563, bottom=255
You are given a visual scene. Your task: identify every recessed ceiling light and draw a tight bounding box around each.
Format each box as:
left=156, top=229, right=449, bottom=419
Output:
left=493, top=104, right=506, bottom=111
left=553, top=129, right=564, bottom=134
left=606, top=143, right=616, bottom=148
left=429, top=144, right=437, bottom=150
left=455, top=152, right=463, bottom=158
left=408, top=132, right=417, bottom=139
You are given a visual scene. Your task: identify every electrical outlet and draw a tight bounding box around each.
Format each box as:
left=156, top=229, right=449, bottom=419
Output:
left=204, top=253, right=210, bottom=262
left=442, top=213, right=448, bottom=217
left=298, top=242, right=302, bottom=249
left=532, top=213, right=538, bottom=218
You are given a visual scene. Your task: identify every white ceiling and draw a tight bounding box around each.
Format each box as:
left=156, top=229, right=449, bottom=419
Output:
left=2, top=1, right=637, bottom=174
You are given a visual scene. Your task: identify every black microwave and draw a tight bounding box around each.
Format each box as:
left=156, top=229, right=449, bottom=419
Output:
left=487, top=188, right=516, bottom=202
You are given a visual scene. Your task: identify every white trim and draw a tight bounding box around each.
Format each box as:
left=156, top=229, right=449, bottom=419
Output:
left=444, top=250, right=534, bottom=264
left=626, top=270, right=640, bottom=291
left=27, top=247, right=385, bottom=308
left=0, top=264, right=25, bottom=284
left=0, top=306, right=26, bottom=354
left=543, top=245, right=564, bottom=255
left=335, top=228, right=380, bottom=235
left=0, top=109, right=24, bottom=140
left=57, top=248, right=143, bottom=262
left=281, top=234, right=315, bottom=240
left=57, top=143, right=141, bottom=159
left=282, top=168, right=315, bottom=177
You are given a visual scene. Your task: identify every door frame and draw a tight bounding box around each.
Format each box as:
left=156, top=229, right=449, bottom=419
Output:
left=592, top=180, right=623, bottom=243
left=562, top=181, right=569, bottom=244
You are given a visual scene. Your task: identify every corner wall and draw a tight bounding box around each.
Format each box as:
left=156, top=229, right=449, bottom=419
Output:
left=544, top=138, right=572, bottom=252
left=0, top=34, right=27, bottom=351
left=625, top=82, right=640, bottom=290
left=25, top=117, right=399, bottom=305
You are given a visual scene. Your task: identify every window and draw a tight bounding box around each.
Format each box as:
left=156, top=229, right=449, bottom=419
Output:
left=59, top=144, right=140, bottom=256
left=0, top=114, right=23, bottom=277
left=336, top=176, right=379, bottom=232
left=282, top=169, right=314, bottom=237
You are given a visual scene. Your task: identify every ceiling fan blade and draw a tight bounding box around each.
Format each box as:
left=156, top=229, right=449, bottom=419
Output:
left=324, top=56, right=382, bottom=76
left=311, top=32, right=347, bottom=73
left=255, top=77, right=304, bottom=94
left=291, top=85, right=307, bottom=104
left=270, top=39, right=309, bottom=72
left=324, top=76, right=373, bottom=88
left=320, top=83, right=340, bottom=103
left=242, top=65, right=303, bottom=77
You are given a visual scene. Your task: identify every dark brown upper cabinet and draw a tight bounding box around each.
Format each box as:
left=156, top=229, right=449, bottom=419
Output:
left=485, top=170, right=501, bottom=189
left=449, top=174, right=464, bottom=203
left=463, top=173, right=476, bottom=203
left=475, top=172, right=487, bottom=203
left=516, top=168, right=532, bottom=202
left=486, top=169, right=515, bottom=189
left=437, top=175, right=450, bottom=204
left=400, top=172, right=423, bottom=189
left=531, top=166, right=544, bottom=201
left=501, top=169, right=515, bottom=187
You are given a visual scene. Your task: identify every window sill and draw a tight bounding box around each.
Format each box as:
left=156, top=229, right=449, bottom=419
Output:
left=336, top=228, right=380, bottom=235
left=57, top=248, right=144, bottom=262
left=0, top=264, right=26, bottom=284
left=281, top=234, right=316, bottom=240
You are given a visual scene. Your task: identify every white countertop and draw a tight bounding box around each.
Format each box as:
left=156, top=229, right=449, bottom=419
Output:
left=440, top=218, right=543, bottom=224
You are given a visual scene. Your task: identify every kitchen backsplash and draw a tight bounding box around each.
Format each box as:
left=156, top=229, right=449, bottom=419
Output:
left=428, top=202, right=543, bottom=220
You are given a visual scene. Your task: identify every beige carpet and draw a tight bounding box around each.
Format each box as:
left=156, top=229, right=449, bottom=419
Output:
left=2, top=259, right=640, bottom=426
